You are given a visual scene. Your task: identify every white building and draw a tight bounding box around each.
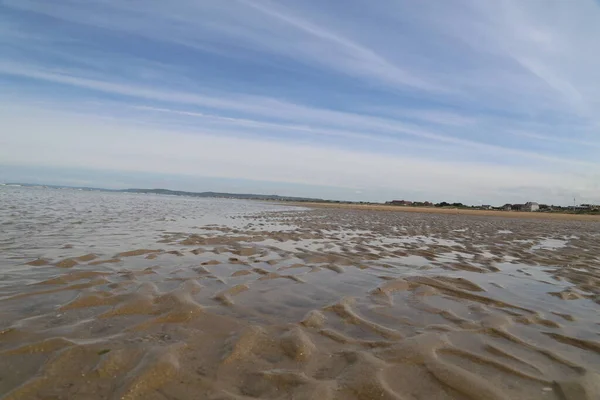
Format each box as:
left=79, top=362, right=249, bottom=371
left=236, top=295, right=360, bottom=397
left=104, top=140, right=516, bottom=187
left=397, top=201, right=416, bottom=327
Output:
left=523, top=202, right=539, bottom=212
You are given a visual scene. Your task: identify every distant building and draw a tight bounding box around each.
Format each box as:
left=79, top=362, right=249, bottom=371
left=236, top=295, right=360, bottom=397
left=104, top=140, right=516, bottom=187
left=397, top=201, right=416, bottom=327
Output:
left=481, top=205, right=492, bottom=210
left=523, top=202, right=540, bottom=212
left=569, top=204, right=599, bottom=211
left=387, top=200, right=413, bottom=206
left=510, top=202, right=539, bottom=212
left=411, top=201, right=433, bottom=207
left=502, top=204, right=512, bottom=211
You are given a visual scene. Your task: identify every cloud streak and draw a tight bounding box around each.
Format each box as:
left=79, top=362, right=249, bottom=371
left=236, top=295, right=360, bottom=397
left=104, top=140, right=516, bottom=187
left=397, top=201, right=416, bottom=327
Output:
left=1, top=62, right=594, bottom=167
left=2, top=106, right=595, bottom=201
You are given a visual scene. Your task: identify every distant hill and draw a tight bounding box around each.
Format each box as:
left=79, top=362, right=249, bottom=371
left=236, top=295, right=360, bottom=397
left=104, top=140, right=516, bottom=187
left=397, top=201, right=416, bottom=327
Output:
left=3, top=183, right=111, bottom=191
left=2, top=183, right=324, bottom=202
left=121, top=188, right=323, bottom=202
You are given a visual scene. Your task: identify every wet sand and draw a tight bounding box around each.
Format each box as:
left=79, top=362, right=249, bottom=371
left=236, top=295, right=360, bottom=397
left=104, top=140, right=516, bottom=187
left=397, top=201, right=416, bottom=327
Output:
left=1, top=188, right=599, bottom=399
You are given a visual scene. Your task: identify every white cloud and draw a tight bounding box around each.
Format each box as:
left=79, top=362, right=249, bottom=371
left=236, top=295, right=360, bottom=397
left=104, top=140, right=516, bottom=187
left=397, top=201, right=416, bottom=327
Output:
left=447, top=0, right=600, bottom=120
left=1, top=62, right=596, bottom=169
left=1, top=105, right=598, bottom=204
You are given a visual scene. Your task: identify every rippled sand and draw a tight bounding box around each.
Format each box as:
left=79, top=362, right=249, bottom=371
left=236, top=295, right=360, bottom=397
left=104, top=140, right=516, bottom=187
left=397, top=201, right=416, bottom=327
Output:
left=1, top=188, right=599, bottom=399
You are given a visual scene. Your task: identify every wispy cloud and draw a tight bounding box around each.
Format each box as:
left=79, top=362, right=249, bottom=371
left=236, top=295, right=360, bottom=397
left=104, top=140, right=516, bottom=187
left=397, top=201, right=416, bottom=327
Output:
left=2, top=0, right=441, bottom=91
left=1, top=0, right=599, bottom=203
left=2, top=105, right=596, bottom=202
left=3, top=61, right=596, bottom=167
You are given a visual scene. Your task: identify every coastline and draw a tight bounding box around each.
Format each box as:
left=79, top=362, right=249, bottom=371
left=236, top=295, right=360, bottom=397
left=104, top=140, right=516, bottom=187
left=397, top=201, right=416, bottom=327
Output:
left=283, top=201, right=600, bottom=221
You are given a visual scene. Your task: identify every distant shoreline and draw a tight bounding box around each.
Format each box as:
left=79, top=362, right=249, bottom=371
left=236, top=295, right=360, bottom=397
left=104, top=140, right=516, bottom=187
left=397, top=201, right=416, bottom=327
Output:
left=4, top=183, right=598, bottom=220
left=283, top=201, right=600, bottom=221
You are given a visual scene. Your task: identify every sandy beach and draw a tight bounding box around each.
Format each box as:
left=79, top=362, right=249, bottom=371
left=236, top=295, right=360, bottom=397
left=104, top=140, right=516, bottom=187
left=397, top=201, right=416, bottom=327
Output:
left=287, top=202, right=600, bottom=221
left=1, top=187, right=599, bottom=400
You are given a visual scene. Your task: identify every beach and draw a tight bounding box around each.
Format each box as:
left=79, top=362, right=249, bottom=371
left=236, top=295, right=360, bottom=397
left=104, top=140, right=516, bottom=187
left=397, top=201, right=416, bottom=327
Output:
left=1, top=186, right=599, bottom=400
left=285, top=201, right=600, bottom=222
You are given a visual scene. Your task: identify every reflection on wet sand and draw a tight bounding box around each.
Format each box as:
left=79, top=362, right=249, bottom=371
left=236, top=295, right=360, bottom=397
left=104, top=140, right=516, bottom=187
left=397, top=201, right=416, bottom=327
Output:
left=1, top=188, right=599, bottom=399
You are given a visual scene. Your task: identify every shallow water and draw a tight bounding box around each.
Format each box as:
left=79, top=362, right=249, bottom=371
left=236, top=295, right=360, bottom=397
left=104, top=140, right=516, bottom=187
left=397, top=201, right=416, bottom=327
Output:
left=1, top=187, right=599, bottom=400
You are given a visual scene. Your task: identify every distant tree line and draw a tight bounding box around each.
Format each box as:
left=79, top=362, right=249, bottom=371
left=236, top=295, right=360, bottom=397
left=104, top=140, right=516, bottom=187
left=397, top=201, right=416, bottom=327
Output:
left=434, top=202, right=466, bottom=208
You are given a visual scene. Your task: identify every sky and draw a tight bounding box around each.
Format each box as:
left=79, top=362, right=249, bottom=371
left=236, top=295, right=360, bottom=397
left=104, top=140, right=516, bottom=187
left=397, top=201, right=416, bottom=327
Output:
left=1, top=0, right=599, bottom=205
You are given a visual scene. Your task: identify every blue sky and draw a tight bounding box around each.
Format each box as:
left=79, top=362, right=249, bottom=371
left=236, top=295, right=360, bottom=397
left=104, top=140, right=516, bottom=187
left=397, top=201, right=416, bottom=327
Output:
left=1, top=0, right=599, bottom=205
